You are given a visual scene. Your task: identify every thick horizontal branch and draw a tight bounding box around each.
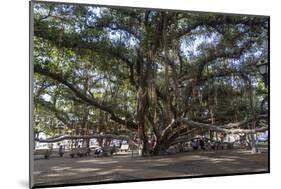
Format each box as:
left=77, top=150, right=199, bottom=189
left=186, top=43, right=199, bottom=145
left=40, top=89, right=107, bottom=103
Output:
left=35, top=134, right=130, bottom=143
left=162, top=115, right=268, bottom=140
left=34, top=64, right=138, bottom=130
left=177, top=117, right=268, bottom=134
left=161, top=116, right=268, bottom=148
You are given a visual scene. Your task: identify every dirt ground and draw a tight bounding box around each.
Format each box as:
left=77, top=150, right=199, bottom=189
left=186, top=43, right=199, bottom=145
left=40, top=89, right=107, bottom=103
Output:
left=33, top=149, right=268, bottom=187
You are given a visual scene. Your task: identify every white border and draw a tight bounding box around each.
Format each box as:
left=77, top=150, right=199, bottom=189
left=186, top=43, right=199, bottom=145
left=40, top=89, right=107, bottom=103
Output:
left=0, top=0, right=280, bottom=189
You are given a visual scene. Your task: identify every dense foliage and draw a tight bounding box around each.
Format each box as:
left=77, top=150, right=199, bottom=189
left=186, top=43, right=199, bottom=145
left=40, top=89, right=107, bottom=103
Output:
left=33, top=2, right=269, bottom=155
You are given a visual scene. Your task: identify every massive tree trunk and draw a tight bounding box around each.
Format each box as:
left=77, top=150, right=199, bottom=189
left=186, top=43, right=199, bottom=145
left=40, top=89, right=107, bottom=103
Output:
left=137, top=86, right=150, bottom=155
left=136, top=54, right=149, bottom=156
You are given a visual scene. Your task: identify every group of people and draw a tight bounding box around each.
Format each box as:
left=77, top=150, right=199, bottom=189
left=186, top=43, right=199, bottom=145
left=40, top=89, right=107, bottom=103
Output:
left=191, top=138, right=205, bottom=150
left=191, top=137, right=230, bottom=151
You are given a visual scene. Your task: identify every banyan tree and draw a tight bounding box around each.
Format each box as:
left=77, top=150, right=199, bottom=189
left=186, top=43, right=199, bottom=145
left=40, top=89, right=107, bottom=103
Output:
left=32, top=2, right=269, bottom=155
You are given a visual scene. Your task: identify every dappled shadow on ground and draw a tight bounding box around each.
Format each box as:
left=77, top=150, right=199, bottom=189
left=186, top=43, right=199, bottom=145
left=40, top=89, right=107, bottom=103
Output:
left=33, top=149, right=268, bottom=186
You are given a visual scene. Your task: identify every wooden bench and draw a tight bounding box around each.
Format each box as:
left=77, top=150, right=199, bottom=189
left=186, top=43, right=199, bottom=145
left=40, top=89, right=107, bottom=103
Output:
left=34, top=149, right=52, bottom=159
left=210, top=142, right=233, bottom=150
left=120, top=144, right=129, bottom=152
left=69, top=147, right=90, bottom=158
left=58, top=150, right=65, bottom=157
left=225, top=142, right=235, bottom=149
left=101, top=146, right=115, bottom=156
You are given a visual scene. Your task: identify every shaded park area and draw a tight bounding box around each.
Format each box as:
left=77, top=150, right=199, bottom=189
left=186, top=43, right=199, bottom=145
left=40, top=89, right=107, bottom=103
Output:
left=31, top=1, right=269, bottom=187
left=34, top=149, right=268, bottom=186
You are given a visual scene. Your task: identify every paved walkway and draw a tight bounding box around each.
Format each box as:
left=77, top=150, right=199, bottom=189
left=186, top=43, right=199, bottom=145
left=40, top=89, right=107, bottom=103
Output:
left=33, top=149, right=268, bottom=187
